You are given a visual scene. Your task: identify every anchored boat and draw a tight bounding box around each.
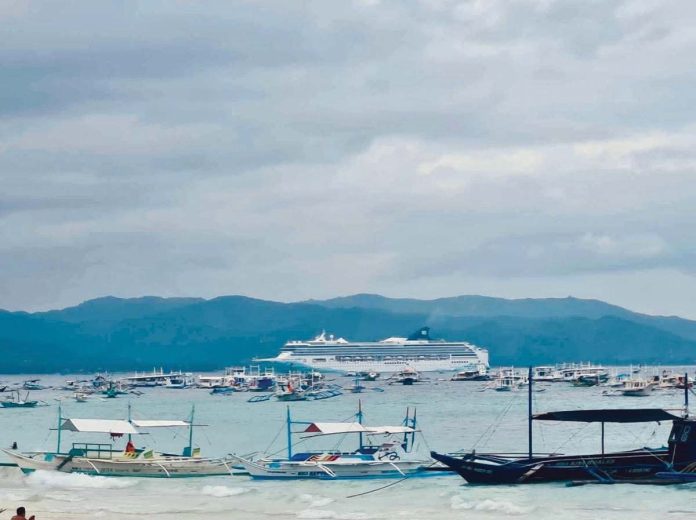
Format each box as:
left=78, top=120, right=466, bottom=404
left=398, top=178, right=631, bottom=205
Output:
left=432, top=369, right=696, bottom=484
left=3, top=404, right=234, bottom=478
left=0, top=390, right=41, bottom=408
left=232, top=404, right=433, bottom=479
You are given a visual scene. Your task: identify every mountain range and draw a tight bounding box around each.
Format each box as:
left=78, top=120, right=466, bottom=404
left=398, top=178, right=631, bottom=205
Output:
left=1, top=294, right=695, bottom=373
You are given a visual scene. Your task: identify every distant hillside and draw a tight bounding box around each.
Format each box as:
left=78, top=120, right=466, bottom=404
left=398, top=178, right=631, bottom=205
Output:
left=310, top=294, right=696, bottom=341
left=311, top=293, right=634, bottom=319
left=1, top=294, right=696, bottom=372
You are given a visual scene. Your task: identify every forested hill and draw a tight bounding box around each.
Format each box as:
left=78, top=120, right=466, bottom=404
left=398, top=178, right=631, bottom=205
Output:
left=1, top=294, right=695, bottom=373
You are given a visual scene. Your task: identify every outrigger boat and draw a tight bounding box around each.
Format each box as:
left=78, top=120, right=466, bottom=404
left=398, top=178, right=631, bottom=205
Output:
left=2, top=404, right=234, bottom=478
left=232, top=404, right=433, bottom=479
left=432, top=369, right=696, bottom=484
left=621, top=379, right=655, bottom=397
left=23, top=379, right=49, bottom=391
left=0, top=390, right=42, bottom=408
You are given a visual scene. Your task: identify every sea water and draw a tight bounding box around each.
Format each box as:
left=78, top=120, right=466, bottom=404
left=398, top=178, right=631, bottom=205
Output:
left=1, top=372, right=695, bottom=519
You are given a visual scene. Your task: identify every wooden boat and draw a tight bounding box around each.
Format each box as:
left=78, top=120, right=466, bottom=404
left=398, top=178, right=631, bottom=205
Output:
left=494, top=376, right=520, bottom=392
left=0, top=391, right=40, bottom=408
left=573, top=373, right=609, bottom=387
left=22, top=379, right=48, bottom=391
left=558, top=363, right=608, bottom=384
left=621, top=379, right=654, bottom=396
left=232, top=405, right=432, bottom=479
left=491, top=369, right=526, bottom=391
left=360, top=371, right=380, bottom=382
left=275, top=380, right=308, bottom=401
left=389, top=367, right=421, bottom=385
left=74, top=393, right=90, bottom=403
left=431, top=370, right=696, bottom=485
left=451, top=368, right=490, bottom=381
left=3, top=405, right=233, bottom=478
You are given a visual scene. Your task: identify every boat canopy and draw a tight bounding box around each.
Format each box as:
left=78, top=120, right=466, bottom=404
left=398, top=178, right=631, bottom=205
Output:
left=533, top=408, right=680, bottom=423
left=60, top=419, right=139, bottom=434
left=304, top=422, right=366, bottom=435
left=302, top=422, right=417, bottom=436
left=365, top=426, right=417, bottom=434
left=131, top=420, right=190, bottom=428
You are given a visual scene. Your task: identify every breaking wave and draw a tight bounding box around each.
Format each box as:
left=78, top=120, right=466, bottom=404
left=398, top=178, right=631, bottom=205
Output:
left=26, top=471, right=137, bottom=490
left=298, top=493, right=335, bottom=508
left=451, top=496, right=533, bottom=515
left=201, top=485, right=248, bottom=498
left=296, top=511, right=374, bottom=520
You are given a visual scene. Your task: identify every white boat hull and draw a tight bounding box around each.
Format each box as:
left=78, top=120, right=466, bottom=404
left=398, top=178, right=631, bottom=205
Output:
left=622, top=388, right=653, bottom=396
left=2, top=449, right=233, bottom=478
left=232, top=455, right=430, bottom=480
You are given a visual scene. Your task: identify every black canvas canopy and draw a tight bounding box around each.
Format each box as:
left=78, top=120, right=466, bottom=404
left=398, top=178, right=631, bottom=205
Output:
left=533, top=408, right=680, bottom=423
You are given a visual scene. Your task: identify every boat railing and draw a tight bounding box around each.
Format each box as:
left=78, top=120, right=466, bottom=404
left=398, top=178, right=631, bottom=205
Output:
left=70, top=442, right=114, bottom=460
left=448, top=450, right=564, bottom=458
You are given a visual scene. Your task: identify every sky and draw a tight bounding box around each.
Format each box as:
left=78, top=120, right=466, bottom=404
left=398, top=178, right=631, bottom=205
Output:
left=2, top=0, right=696, bottom=317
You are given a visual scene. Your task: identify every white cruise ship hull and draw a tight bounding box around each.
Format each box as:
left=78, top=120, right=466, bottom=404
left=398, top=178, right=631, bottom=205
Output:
left=270, top=354, right=485, bottom=373
left=260, top=328, right=490, bottom=374
left=232, top=455, right=430, bottom=480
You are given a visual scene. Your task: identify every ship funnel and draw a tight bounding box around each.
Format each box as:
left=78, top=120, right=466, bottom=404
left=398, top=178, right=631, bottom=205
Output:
left=407, top=327, right=431, bottom=341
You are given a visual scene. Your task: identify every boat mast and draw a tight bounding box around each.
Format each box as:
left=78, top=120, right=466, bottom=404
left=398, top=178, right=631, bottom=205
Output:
left=411, top=407, right=417, bottom=452
left=56, top=402, right=62, bottom=453
left=286, top=405, right=293, bottom=460
left=528, top=366, right=533, bottom=461
left=357, top=400, right=364, bottom=450
left=401, top=406, right=410, bottom=452
left=187, top=404, right=195, bottom=456
left=685, top=372, right=690, bottom=418
left=127, top=401, right=132, bottom=444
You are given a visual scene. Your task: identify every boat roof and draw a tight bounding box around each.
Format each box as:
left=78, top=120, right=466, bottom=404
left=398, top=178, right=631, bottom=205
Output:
left=533, top=408, right=681, bottom=423
left=365, top=426, right=417, bottom=434
left=60, top=419, right=139, bottom=434
left=131, top=420, right=190, bottom=428
left=304, top=422, right=365, bottom=435
left=302, top=422, right=417, bottom=436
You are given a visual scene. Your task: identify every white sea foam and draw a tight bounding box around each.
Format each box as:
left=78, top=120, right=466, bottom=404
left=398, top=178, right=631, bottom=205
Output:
left=451, top=496, right=533, bottom=515
left=201, top=485, right=248, bottom=497
left=26, top=470, right=137, bottom=490
left=298, top=493, right=335, bottom=507
left=296, top=511, right=373, bottom=520
left=297, top=511, right=337, bottom=520
left=43, top=491, right=86, bottom=503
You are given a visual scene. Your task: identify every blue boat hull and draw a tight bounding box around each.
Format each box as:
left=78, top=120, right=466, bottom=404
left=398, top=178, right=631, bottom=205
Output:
left=431, top=449, right=680, bottom=484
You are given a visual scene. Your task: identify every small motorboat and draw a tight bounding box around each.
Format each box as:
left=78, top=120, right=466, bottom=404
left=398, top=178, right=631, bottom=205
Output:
left=491, top=369, right=526, bottom=391
left=275, top=380, right=307, bottom=401
left=74, top=393, right=90, bottom=403
left=451, top=368, right=490, bottom=381
left=360, top=371, right=380, bottom=381
left=23, top=379, right=48, bottom=391
left=621, top=379, right=654, bottom=397
left=390, top=367, right=421, bottom=385
left=210, top=386, right=237, bottom=395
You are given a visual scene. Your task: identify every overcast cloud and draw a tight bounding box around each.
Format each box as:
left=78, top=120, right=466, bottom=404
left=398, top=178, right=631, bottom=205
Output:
left=2, top=0, right=696, bottom=317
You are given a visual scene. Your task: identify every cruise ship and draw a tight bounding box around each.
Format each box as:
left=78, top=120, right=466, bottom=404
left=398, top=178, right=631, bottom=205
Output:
left=260, top=327, right=489, bottom=373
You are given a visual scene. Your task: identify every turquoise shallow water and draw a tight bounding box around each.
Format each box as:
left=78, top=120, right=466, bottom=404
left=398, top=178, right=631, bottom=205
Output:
left=1, top=371, right=696, bottom=519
